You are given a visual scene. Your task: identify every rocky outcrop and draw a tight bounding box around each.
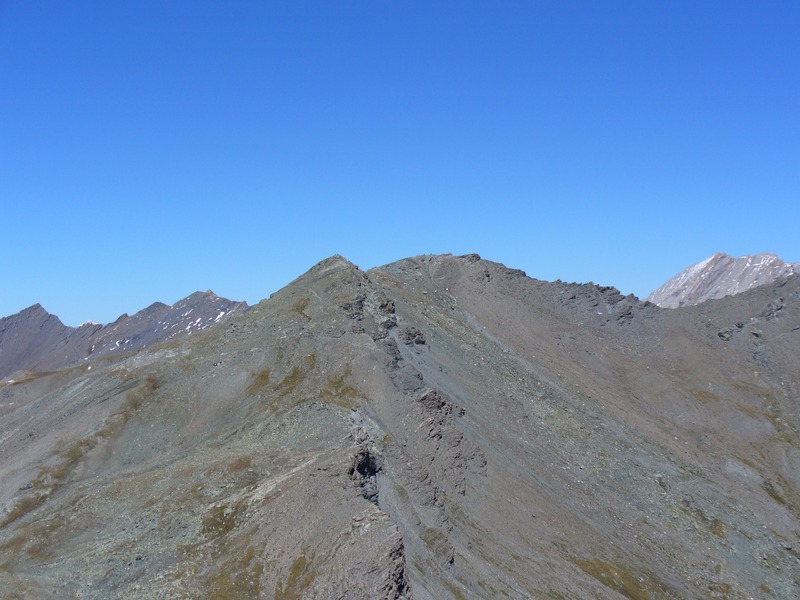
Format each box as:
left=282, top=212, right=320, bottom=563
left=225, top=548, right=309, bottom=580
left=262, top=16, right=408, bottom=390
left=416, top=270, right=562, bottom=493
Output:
left=647, top=252, right=799, bottom=308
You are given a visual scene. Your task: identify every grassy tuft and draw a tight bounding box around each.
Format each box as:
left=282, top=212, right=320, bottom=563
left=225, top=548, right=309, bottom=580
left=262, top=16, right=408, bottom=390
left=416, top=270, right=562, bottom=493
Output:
left=246, top=369, right=271, bottom=395
left=275, top=551, right=317, bottom=600
left=201, top=502, right=244, bottom=540
left=205, top=544, right=263, bottom=599
left=571, top=557, right=673, bottom=600
left=292, top=298, right=311, bottom=321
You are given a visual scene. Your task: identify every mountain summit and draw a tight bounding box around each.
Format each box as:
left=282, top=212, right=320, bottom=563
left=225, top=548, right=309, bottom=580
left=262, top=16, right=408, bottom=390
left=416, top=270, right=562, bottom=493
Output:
left=647, top=252, right=799, bottom=308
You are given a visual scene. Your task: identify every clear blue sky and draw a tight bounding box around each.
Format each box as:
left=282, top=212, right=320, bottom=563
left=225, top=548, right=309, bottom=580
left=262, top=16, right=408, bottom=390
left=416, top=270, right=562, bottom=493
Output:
left=2, top=1, right=798, bottom=325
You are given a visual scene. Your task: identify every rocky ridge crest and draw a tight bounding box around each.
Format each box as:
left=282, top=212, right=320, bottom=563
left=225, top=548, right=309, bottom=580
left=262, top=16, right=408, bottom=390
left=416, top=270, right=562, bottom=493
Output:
left=0, top=291, right=247, bottom=379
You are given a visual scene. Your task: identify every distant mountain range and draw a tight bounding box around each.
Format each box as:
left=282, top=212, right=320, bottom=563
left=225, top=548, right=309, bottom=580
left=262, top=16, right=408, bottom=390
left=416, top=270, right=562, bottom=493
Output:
left=3, top=252, right=797, bottom=379
left=0, top=292, right=247, bottom=379
left=3, top=252, right=796, bottom=380
left=647, top=252, right=799, bottom=308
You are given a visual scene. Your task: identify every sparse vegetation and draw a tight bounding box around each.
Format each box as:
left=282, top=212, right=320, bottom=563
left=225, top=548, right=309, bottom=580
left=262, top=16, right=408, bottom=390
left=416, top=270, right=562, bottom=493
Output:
left=0, top=495, right=48, bottom=529
left=0, top=375, right=159, bottom=528
left=275, top=551, right=317, bottom=599
left=291, top=297, right=311, bottom=321
left=321, top=366, right=360, bottom=408
left=762, top=480, right=787, bottom=506
left=202, top=503, right=241, bottom=540
left=571, top=557, right=671, bottom=600
left=205, top=544, right=264, bottom=599
left=275, top=366, right=304, bottom=397
left=689, top=388, right=720, bottom=403
left=246, top=368, right=271, bottom=395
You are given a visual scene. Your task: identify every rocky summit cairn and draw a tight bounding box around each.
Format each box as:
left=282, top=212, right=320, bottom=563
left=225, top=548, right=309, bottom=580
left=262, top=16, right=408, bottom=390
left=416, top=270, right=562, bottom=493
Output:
left=647, top=252, right=799, bottom=308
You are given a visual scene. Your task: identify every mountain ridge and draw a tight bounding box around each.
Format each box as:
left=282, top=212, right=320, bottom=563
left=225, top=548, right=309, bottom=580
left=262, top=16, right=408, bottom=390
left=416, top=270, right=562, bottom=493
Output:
left=0, top=291, right=248, bottom=379
left=1, top=252, right=798, bottom=598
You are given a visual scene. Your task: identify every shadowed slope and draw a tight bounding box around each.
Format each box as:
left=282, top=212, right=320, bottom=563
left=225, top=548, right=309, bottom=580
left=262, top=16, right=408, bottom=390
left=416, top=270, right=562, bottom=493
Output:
left=0, top=292, right=247, bottom=379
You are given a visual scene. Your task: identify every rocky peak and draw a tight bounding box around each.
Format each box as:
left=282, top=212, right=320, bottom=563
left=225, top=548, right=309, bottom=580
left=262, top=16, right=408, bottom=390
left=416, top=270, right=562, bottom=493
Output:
left=22, top=303, right=47, bottom=314
left=647, top=252, right=799, bottom=308
left=311, top=254, right=358, bottom=273
left=0, top=291, right=248, bottom=378
left=10, top=303, right=58, bottom=324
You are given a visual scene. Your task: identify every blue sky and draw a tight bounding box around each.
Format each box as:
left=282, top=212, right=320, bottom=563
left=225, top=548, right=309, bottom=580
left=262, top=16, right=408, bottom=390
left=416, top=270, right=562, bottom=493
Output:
left=2, top=2, right=798, bottom=325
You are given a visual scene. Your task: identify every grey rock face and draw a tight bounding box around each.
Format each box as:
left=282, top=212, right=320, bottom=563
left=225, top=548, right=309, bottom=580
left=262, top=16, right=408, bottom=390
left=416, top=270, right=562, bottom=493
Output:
left=0, top=291, right=247, bottom=379
left=0, top=304, right=80, bottom=381
left=647, top=252, right=799, bottom=308
left=1, top=254, right=799, bottom=599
